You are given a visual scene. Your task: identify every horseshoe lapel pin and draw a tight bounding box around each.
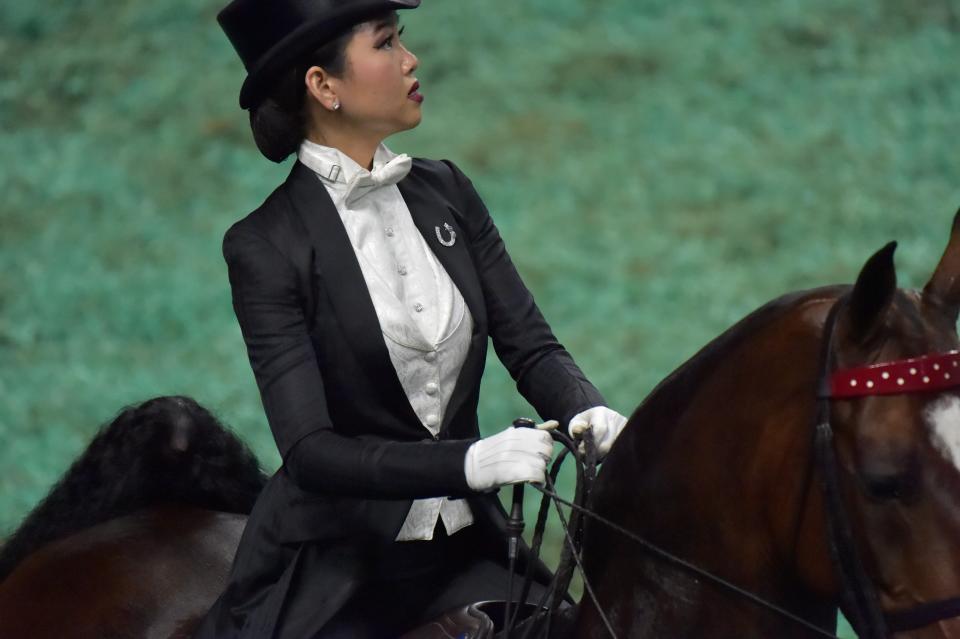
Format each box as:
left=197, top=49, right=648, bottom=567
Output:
left=435, top=222, right=456, bottom=247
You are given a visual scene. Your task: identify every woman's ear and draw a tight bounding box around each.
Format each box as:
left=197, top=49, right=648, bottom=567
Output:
left=304, top=65, right=339, bottom=111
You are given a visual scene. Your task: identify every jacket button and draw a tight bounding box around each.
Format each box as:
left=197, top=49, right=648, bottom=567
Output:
left=425, top=382, right=438, bottom=395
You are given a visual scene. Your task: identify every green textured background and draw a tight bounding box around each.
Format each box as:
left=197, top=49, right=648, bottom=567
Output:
left=2, top=1, right=959, bottom=635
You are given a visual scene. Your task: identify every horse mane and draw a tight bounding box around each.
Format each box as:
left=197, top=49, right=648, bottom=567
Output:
left=0, top=395, right=268, bottom=582
left=630, top=285, right=846, bottom=430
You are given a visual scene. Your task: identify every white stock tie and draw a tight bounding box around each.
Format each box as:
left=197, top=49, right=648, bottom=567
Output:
left=343, top=153, right=413, bottom=206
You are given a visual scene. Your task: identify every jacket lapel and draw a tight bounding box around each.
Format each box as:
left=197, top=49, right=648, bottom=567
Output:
left=397, top=171, right=486, bottom=333
left=398, top=169, right=489, bottom=437
left=284, top=160, right=420, bottom=428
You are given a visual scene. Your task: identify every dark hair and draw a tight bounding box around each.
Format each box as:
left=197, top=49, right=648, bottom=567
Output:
left=248, top=21, right=366, bottom=162
left=0, top=395, right=267, bottom=581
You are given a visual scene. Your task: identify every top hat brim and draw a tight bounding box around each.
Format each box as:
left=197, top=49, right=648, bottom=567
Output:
left=233, top=0, right=420, bottom=110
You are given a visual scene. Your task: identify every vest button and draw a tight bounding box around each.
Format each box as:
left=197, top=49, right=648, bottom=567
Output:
left=425, top=413, right=439, bottom=427
left=425, top=382, right=438, bottom=395
left=424, top=351, right=437, bottom=363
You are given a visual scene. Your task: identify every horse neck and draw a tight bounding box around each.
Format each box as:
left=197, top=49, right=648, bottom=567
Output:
left=701, top=297, right=838, bottom=600
left=590, top=291, right=842, bottom=634
left=676, top=296, right=830, bottom=576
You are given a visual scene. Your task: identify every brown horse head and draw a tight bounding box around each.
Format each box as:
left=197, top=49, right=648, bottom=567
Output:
left=577, top=212, right=960, bottom=639
left=825, top=211, right=960, bottom=638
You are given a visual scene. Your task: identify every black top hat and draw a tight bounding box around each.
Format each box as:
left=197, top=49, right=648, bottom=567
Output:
left=218, top=0, right=420, bottom=110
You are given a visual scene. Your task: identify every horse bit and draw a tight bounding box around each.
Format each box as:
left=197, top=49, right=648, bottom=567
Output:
left=501, top=295, right=960, bottom=639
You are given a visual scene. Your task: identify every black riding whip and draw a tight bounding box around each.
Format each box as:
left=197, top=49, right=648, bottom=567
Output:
left=504, top=417, right=535, bottom=636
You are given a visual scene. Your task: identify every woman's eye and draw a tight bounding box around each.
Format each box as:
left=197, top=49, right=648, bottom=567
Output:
left=379, top=25, right=404, bottom=49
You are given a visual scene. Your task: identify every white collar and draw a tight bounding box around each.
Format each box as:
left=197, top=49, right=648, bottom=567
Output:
left=297, top=139, right=401, bottom=186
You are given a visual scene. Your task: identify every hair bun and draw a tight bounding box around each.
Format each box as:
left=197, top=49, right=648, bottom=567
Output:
left=249, top=98, right=302, bottom=163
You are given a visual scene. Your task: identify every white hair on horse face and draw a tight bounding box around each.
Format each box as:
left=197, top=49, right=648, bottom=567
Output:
left=926, top=395, right=960, bottom=471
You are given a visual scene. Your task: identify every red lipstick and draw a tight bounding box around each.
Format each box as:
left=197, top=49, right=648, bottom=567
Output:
left=408, top=80, right=423, bottom=103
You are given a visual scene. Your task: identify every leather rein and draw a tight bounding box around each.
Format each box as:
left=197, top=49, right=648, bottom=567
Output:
left=504, top=295, right=960, bottom=638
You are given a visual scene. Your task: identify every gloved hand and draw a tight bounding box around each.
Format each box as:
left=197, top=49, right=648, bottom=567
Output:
left=464, top=421, right=558, bottom=492
left=568, top=406, right=629, bottom=458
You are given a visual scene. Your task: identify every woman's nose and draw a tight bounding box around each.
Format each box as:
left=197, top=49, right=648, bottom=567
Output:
left=402, top=46, right=418, bottom=73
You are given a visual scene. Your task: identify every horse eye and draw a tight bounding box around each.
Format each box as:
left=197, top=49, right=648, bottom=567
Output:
left=863, top=473, right=909, bottom=501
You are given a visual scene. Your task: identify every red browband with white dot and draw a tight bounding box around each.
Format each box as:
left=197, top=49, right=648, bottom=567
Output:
left=830, top=350, right=960, bottom=398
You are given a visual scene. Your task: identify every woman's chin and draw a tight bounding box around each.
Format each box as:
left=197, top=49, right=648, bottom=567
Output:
left=399, top=112, right=423, bottom=132
left=379, top=108, right=422, bottom=139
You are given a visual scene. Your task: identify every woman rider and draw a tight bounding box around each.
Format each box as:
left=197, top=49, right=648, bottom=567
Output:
left=194, top=0, right=629, bottom=636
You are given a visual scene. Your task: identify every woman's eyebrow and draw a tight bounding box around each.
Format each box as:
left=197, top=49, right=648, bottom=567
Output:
left=371, top=15, right=400, bottom=32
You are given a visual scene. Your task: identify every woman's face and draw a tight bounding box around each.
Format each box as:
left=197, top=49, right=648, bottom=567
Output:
left=327, top=13, right=422, bottom=138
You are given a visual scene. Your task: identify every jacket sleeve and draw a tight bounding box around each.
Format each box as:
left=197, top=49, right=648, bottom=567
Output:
left=223, top=224, right=475, bottom=499
left=440, top=160, right=607, bottom=428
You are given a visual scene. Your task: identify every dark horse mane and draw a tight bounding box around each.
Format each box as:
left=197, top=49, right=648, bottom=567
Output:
left=632, top=285, right=846, bottom=429
left=0, top=395, right=268, bottom=582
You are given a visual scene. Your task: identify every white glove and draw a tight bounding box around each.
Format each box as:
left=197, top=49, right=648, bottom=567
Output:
left=464, top=421, right=558, bottom=492
left=567, top=406, right=628, bottom=458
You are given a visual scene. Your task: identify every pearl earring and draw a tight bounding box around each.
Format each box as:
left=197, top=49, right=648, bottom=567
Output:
left=332, top=100, right=340, bottom=111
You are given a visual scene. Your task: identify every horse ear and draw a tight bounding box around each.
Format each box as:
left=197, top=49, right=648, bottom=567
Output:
left=838, top=242, right=898, bottom=346
left=922, top=208, right=960, bottom=326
